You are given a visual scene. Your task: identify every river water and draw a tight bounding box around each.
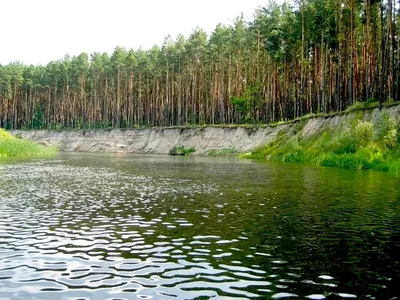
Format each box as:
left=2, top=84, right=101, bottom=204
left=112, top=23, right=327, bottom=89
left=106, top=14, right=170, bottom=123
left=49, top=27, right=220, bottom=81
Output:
left=0, top=153, right=399, bottom=299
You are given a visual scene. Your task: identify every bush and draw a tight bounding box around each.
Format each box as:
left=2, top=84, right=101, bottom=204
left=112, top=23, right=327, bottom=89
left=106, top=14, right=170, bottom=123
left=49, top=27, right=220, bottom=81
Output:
left=375, top=112, right=395, bottom=140
left=241, top=117, right=400, bottom=174
left=354, top=120, right=374, bottom=147
left=329, top=133, right=357, bottom=154
left=384, top=129, right=398, bottom=149
left=0, top=129, right=57, bottom=158
left=169, top=145, right=196, bottom=156
left=0, top=129, right=12, bottom=140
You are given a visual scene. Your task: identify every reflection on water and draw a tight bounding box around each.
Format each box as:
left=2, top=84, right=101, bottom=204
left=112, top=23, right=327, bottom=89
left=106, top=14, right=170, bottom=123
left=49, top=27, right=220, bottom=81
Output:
left=0, top=153, right=399, bottom=299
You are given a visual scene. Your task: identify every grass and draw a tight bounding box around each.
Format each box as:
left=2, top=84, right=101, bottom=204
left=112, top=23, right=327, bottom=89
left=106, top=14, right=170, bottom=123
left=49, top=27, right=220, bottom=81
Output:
left=169, top=145, right=196, bottom=156
left=0, top=129, right=57, bottom=159
left=240, top=111, right=400, bottom=175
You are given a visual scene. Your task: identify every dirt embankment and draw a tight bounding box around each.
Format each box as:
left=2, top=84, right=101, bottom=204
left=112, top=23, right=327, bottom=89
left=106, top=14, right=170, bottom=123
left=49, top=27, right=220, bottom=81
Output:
left=11, top=105, right=400, bottom=154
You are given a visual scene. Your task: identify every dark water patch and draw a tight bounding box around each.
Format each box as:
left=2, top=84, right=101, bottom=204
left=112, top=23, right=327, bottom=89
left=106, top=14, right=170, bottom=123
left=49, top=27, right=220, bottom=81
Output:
left=0, top=153, right=399, bottom=299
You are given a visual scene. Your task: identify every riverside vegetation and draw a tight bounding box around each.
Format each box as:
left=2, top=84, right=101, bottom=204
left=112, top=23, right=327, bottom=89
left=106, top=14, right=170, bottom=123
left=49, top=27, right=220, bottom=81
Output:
left=169, top=145, right=196, bottom=156
left=166, top=103, right=400, bottom=175
left=1, top=0, right=399, bottom=171
left=241, top=106, right=400, bottom=174
left=0, top=129, right=57, bottom=158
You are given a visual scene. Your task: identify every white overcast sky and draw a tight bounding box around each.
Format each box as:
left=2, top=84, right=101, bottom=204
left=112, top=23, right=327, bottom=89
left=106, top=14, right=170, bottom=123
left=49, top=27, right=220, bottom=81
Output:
left=0, top=0, right=287, bottom=66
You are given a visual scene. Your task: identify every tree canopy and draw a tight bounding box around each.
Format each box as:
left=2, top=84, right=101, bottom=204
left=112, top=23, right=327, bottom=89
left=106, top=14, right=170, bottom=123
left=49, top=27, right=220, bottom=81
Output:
left=0, top=0, right=399, bottom=129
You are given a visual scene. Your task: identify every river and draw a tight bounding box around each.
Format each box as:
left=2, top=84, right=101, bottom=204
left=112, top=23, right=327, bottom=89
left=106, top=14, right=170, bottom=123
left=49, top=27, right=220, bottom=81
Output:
left=0, top=153, right=399, bottom=299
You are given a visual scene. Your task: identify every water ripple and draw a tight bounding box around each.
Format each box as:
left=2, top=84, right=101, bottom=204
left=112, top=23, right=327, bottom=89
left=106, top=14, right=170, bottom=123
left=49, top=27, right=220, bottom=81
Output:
left=0, top=155, right=398, bottom=299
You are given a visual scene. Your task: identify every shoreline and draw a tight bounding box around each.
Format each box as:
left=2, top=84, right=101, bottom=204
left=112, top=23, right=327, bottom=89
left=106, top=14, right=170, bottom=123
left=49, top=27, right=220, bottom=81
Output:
left=9, top=104, right=400, bottom=173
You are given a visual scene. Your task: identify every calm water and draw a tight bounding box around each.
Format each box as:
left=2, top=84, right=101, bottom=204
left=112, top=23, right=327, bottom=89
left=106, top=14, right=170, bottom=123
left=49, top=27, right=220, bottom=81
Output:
left=0, top=153, right=399, bottom=299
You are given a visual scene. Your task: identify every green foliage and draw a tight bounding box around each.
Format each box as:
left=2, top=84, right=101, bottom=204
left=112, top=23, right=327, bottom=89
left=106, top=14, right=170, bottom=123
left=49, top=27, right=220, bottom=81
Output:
left=0, top=129, right=12, bottom=140
left=207, top=147, right=237, bottom=156
left=384, top=129, right=398, bottom=149
left=374, top=112, right=396, bottom=142
left=354, top=120, right=374, bottom=147
left=231, top=85, right=261, bottom=123
left=0, top=129, right=57, bottom=158
left=243, top=114, right=400, bottom=174
left=231, top=96, right=248, bottom=114
left=345, top=99, right=380, bottom=113
left=329, top=133, right=358, bottom=154
left=0, top=1, right=399, bottom=130
left=33, top=106, right=44, bottom=129
left=169, top=145, right=196, bottom=156
left=293, top=121, right=306, bottom=134
left=345, top=102, right=366, bottom=113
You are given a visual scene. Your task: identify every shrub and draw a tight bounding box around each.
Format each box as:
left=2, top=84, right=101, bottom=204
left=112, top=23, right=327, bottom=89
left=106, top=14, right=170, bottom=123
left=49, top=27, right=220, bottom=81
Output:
left=0, top=129, right=57, bottom=158
left=374, top=112, right=395, bottom=140
left=169, top=145, right=196, bottom=156
left=0, top=129, right=12, bottom=140
left=329, top=133, right=357, bottom=154
left=241, top=117, right=400, bottom=174
left=354, top=120, right=374, bottom=147
left=384, top=129, right=398, bottom=149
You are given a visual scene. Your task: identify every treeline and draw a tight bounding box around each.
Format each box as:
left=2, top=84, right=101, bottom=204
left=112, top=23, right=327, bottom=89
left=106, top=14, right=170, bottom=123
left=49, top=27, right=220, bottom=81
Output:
left=0, top=0, right=399, bottom=129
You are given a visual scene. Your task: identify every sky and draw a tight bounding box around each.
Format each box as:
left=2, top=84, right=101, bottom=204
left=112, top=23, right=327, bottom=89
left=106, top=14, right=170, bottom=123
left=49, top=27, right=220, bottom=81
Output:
left=0, top=0, right=285, bottom=66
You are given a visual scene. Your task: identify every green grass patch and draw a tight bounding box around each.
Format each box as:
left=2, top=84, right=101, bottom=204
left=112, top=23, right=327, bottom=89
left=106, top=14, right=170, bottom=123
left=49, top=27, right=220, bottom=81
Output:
left=169, top=145, right=196, bottom=156
left=0, top=129, right=57, bottom=158
left=242, top=111, right=400, bottom=175
left=345, top=99, right=400, bottom=113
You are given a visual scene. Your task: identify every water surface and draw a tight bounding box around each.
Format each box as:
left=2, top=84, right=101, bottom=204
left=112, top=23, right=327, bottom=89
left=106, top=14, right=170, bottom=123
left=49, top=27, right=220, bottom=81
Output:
left=0, top=153, right=399, bottom=299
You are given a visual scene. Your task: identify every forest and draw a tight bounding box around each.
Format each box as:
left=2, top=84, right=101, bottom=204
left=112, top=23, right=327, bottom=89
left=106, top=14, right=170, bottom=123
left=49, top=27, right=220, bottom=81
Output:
left=0, top=0, right=399, bottom=130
